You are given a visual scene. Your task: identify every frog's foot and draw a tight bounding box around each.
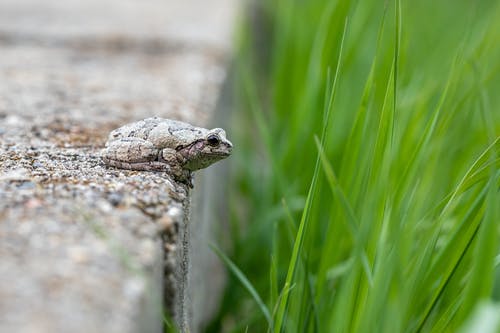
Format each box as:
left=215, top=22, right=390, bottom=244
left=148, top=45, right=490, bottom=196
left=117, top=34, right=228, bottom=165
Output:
left=170, top=167, right=194, bottom=188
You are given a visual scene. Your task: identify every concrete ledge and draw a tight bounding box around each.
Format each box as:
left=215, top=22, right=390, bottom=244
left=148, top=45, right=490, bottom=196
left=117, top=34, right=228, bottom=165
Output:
left=0, top=1, right=237, bottom=332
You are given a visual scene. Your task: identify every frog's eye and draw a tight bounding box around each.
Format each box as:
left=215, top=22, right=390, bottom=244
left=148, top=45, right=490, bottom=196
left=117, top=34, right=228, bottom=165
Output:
left=207, top=134, right=220, bottom=147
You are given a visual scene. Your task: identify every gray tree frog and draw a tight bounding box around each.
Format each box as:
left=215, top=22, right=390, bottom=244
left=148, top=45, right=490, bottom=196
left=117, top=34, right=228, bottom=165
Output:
left=102, top=117, right=232, bottom=186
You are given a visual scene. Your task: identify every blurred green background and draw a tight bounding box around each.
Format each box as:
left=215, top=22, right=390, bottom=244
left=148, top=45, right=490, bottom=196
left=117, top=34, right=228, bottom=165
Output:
left=208, top=0, right=500, bottom=332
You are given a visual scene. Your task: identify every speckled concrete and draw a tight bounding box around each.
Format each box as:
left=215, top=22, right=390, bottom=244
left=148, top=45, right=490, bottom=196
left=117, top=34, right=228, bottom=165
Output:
left=0, top=0, right=237, bottom=332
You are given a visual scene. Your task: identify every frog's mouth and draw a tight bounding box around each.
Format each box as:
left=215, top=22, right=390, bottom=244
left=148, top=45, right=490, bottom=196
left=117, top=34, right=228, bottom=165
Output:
left=210, top=147, right=232, bottom=156
left=208, top=141, right=232, bottom=156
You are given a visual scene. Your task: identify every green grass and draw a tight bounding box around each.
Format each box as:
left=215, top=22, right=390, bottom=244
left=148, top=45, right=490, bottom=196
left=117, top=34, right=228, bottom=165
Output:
left=207, top=0, right=500, bottom=332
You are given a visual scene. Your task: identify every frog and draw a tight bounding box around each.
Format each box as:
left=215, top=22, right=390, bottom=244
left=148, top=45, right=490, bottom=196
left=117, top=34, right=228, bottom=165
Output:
left=102, top=117, right=232, bottom=187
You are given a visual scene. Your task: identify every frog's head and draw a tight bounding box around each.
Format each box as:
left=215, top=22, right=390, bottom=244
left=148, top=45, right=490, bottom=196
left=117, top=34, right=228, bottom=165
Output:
left=180, top=128, right=233, bottom=171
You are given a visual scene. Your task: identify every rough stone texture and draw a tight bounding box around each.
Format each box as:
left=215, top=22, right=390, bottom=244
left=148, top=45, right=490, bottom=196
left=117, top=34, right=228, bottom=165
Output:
left=0, top=0, right=236, bottom=332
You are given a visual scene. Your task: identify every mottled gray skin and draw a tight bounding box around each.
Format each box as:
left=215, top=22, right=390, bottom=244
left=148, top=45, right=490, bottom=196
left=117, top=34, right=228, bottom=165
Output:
left=102, top=117, right=232, bottom=186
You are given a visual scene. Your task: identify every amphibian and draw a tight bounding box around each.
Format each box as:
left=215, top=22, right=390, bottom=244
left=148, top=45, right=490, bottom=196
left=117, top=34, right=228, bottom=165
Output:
left=102, top=117, right=232, bottom=186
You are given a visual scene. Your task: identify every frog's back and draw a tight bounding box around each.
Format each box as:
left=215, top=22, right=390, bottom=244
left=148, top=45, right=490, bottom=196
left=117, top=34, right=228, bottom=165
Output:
left=106, top=117, right=207, bottom=149
left=107, top=117, right=160, bottom=141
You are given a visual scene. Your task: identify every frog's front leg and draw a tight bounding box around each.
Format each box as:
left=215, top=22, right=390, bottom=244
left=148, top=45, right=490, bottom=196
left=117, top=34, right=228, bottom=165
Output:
left=102, top=137, right=171, bottom=172
left=160, top=148, right=193, bottom=187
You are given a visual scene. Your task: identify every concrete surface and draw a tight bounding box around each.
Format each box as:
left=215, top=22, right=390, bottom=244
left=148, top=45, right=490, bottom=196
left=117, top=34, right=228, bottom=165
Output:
left=0, top=0, right=237, bottom=332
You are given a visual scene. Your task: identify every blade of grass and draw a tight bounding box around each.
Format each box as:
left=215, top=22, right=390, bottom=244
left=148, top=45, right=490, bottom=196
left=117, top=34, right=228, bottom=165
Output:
left=392, top=0, right=401, bottom=147
left=414, top=185, right=489, bottom=332
left=210, top=244, right=273, bottom=329
left=439, top=137, right=500, bottom=218
left=272, top=171, right=318, bottom=333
